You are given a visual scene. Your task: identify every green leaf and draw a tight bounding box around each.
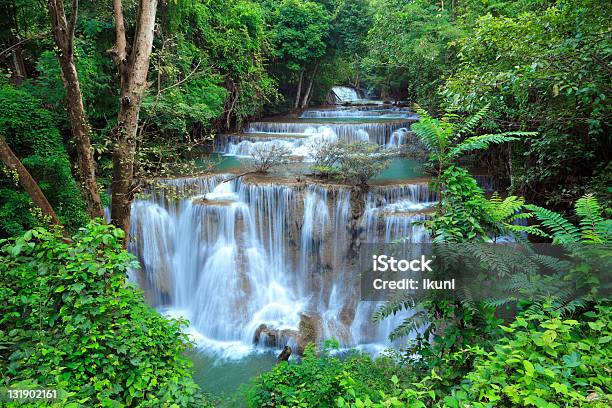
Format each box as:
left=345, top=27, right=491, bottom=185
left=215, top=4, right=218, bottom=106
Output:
left=523, top=360, right=535, bottom=377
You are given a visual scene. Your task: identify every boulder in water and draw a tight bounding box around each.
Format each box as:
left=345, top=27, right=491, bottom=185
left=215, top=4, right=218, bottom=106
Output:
left=253, top=324, right=298, bottom=348
left=277, top=345, right=292, bottom=361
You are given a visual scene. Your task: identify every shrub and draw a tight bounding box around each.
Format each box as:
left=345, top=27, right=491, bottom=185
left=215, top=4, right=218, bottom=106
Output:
left=0, top=223, right=211, bottom=407
left=449, top=304, right=612, bottom=407
left=251, top=144, right=292, bottom=173
left=310, top=141, right=396, bottom=186
left=244, top=344, right=400, bottom=407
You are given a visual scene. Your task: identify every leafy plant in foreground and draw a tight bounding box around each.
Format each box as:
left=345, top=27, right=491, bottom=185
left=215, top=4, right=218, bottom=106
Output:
left=411, top=104, right=537, bottom=241
left=449, top=303, right=612, bottom=407
left=0, top=223, right=211, bottom=407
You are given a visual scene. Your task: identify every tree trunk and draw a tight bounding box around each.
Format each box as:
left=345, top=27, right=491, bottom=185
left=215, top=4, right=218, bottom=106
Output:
left=0, top=138, right=61, bottom=225
left=300, top=62, right=320, bottom=109
left=294, top=69, right=304, bottom=111
left=2, top=1, right=27, bottom=84
left=110, top=0, right=158, bottom=244
left=48, top=0, right=104, bottom=219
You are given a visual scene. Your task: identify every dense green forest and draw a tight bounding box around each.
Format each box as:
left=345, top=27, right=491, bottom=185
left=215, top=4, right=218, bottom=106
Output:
left=0, top=0, right=610, bottom=407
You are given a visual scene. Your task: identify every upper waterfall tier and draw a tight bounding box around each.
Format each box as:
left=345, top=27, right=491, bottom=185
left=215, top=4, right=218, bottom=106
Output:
left=245, top=120, right=414, bottom=145
left=129, top=174, right=437, bottom=358
left=214, top=105, right=419, bottom=158
left=300, top=107, right=418, bottom=119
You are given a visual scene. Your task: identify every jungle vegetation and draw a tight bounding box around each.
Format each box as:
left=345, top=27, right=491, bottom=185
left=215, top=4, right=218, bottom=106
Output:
left=0, top=0, right=610, bottom=406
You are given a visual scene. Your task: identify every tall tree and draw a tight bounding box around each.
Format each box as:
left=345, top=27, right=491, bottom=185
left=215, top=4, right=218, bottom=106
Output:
left=109, top=0, right=158, bottom=242
left=47, top=0, right=104, bottom=219
left=271, top=0, right=331, bottom=110
left=0, top=137, right=60, bottom=225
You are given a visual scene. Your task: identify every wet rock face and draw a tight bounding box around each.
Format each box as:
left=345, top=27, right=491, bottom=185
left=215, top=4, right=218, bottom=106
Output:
left=296, top=312, right=323, bottom=355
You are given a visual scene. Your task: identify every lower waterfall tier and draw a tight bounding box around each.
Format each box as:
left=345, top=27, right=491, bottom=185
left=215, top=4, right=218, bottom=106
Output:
left=129, top=175, right=437, bottom=359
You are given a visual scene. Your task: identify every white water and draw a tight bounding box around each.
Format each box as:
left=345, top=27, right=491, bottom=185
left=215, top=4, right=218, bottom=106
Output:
left=130, top=103, right=435, bottom=360
left=300, top=106, right=416, bottom=119
left=331, top=86, right=361, bottom=103
left=130, top=177, right=436, bottom=359
left=218, top=107, right=418, bottom=158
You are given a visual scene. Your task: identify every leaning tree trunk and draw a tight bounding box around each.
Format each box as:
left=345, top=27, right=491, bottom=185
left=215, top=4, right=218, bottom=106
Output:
left=0, top=137, right=61, bottom=225
left=110, top=0, right=158, bottom=244
left=48, top=0, right=104, bottom=219
left=300, top=62, right=320, bottom=109
left=293, top=69, right=304, bottom=111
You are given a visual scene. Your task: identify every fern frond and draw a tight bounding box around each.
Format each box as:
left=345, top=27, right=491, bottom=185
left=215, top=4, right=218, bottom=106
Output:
left=372, top=294, right=416, bottom=322
left=457, top=103, right=490, bottom=137
left=526, top=204, right=580, bottom=244
left=450, top=132, right=534, bottom=157
left=388, top=311, right=428, bottom=341
left=531, top=254, right=571, bottom=274
left=575, top=194, right=609, bottom=243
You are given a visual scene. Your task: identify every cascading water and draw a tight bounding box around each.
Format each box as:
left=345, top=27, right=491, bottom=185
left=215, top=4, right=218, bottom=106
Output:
left=330, top=86, right=361, bottom=103
left=215, top=105, right=419, bottom=158
left=130, top=102, right=437, bottom=360
left=130, top=176, right=436, bottom=358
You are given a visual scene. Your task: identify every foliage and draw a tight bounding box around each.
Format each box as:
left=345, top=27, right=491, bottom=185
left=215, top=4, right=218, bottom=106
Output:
left=363, top=0, right=462, bottom=104
left=0, top=223, right=212, bottom=407
left=310, top=140, right=396, bottom=186
left=442, top=0, right=612, bottom=207
left=451, top=303, right=612, bottom=407
left=528, top=194, right=612, bottom=245
left=411, top=105, right=536, bottom=241
left=271, top=0, right=332, bottom=74
left=0, top=81, right=88, bottom=237
left=162, top=0, right=278, bottom=131
left=245, top=344, right=400, bottom=407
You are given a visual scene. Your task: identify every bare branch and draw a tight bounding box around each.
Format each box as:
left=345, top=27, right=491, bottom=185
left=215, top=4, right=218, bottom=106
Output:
left=0, top=33, right=49, bottom=59
left=158, top=59, right=202, bottom=95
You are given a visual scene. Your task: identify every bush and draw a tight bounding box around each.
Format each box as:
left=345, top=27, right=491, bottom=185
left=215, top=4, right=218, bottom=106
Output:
left=450, top=304, right=612, bottom=407
left=244, top=344, right=400, bottom=407
left=251, top=144, right=292, bottom=173
left=0, top=223, right=211, bottom=407
left=310, top=141, right=396, bottom=186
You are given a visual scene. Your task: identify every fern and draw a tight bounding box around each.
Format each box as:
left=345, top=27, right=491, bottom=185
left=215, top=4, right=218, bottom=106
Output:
left=575, top=194, right=610, bottom=243
left=450, top=132, right=535, bottom=158
left=531, top=254, right=571, bottom=274
left=526, top=204, right=580, bottom=244
left=456, top=103, right=490, bottom=138
left=388, top=310, right=429, bottom=341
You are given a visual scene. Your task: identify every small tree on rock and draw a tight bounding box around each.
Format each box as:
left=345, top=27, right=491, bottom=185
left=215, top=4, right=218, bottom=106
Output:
left=251, top=144, right=292, bottom=173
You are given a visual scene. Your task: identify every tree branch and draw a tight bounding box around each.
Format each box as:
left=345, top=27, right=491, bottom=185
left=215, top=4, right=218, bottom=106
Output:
left=112, top=0, right=127, bottom=64
left=0, top=33, right=49, bottom=59
left=68, top=0, right=78, bottom=49
left=158, top=59, right=202, bottom=95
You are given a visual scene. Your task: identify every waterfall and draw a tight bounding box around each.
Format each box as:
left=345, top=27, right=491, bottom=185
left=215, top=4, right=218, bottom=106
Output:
left=130, top=177, right=437, bottom=358
left=387, top=128, right=410, bottom=148
left=218, top=120, right=414, bottom=151
left=300, top=107, right=415, bottom=119
left=130, top=99, right=439, bottom=359
left=216, top=106, right=419, bottom=157
left=220, top=126, right=338, bottom=158
left=331, top=86, right=361, bottom=103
